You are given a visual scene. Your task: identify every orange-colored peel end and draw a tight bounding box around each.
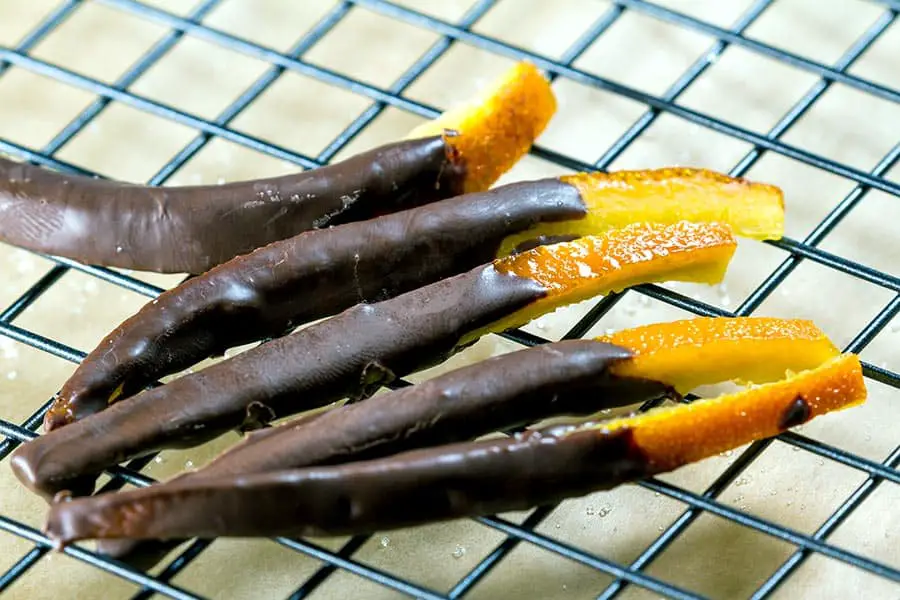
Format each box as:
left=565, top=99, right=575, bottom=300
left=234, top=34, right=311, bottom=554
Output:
left=464, top=221, right=737, bottom=343
left=596, top=317, right=841, bottom=394
left=596, top=353, right=866, bottom=473
left=406, top=61, right=557, bottom=193
left=497, top=168, right=784, bottom=256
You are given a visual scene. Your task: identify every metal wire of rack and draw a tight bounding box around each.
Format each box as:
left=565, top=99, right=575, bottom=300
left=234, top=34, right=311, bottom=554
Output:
left=0, top=0, right=898, bottom=598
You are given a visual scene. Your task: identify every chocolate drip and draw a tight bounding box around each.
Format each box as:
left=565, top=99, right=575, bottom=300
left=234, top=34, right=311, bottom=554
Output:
left=779, top=395, right=812, bottom=429
left=511, top=234, right=580, bottom=254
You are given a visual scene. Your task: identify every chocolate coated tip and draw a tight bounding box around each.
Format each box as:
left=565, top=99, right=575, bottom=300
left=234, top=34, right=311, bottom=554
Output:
left=9, top=444, right=95, bottom=501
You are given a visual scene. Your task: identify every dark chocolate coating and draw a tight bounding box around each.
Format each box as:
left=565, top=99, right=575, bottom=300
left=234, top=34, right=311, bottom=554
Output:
left=11, top=265, right=547, bottom=499
left=97, top=339, right=666, bottom=563
left=199, top=340, right=664, bottom=476
left=0, top=136, right=464, bottom=274
left=512, top=234, right=580, bottom=254
left=46, top=179, right=586, bottom=430
left=779, top=396, right=811, bottom=430
left=45, top=426, right=651, bottom=543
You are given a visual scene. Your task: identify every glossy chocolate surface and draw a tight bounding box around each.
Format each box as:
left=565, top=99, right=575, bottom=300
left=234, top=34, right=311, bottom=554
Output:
left=46, top=178, right=586, bottom=430
left=11, top=265, right=547, bottom=499
left=96, top=339, right=665, bottom=562
left=46, top=425, right=650, bottom=543
left=0, top=136, right=464, bottom=274
left=199, top=340, right=664, bottom=477
left=779, top=395, right=812, bottom=429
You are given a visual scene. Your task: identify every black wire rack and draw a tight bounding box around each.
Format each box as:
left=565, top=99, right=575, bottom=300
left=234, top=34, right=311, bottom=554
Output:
left=1, top=0, right=899, bottom=598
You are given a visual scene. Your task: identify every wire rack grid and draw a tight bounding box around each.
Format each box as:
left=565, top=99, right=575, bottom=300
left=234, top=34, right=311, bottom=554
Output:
left=0, top=0, right=898, bottom=598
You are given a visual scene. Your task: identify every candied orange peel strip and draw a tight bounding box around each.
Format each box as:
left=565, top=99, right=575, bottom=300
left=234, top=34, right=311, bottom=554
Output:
left=462, top=221, right=737, bottom=343
left=406, top=61, right=557, bottom=193
left=596, top=316, right=841, bottom=394
left=591, top=353, right=865, bottom=473
left=497, top=167, right=784, bottom=257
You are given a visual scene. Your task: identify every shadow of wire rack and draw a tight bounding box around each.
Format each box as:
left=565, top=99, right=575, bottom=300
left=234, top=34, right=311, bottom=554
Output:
left=1, top=0, right=899, bottom=598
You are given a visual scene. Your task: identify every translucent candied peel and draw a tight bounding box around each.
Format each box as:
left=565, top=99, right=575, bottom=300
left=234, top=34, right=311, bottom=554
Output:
left=497, top=167, right=784, bottom=257
left=463, top=221, right=737, bottom=343
left=594, top=353, right=866, bottom=472
left=596, top=316, right=841, bottom=394
left=406, top=61, right=557, bottom=193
